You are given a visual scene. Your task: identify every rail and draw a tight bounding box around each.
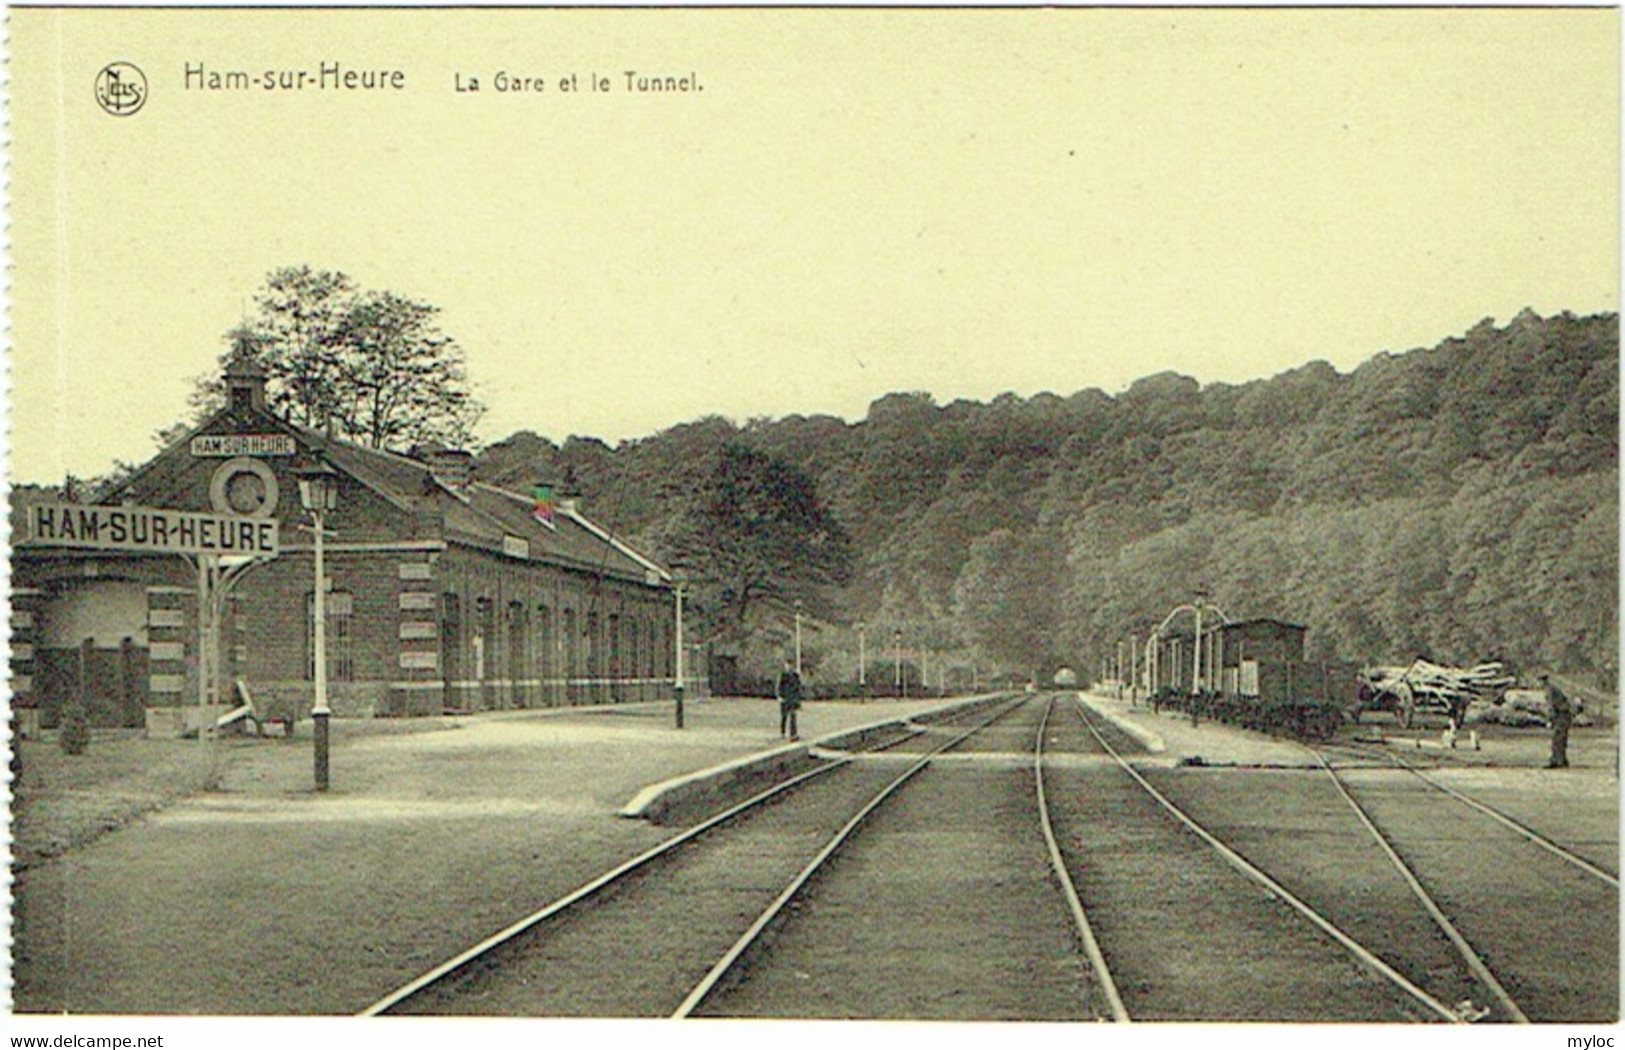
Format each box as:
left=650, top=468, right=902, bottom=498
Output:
left=1333, top=741, right=1619, bottom=888
left=1035, top=695, right=1129, bottom=1021
left=1306, top=745, right=1528, bottom=1022
left=358, top=728, right=892, bottom=1015
left=673, top=695, right=1027, bottom=1017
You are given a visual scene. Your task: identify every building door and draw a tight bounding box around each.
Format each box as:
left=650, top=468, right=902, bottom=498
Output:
left=441, top=593, right=462, bottom=712
left=562, top=608, right=577, bottom=704
left=507, top=602, right=528, bottom=708
left=536, top=605, right=554, bottom=706
left=37, top=580, right=150, bottom=727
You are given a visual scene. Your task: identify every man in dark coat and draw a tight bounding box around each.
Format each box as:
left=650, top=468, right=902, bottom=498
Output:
left=1542, top=674, right=1573, bottom=769
left=776, top=660, right=803, bottom=740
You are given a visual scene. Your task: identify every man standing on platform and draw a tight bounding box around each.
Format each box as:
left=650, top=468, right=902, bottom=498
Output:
left=777, top=659, right=803, bottom=741
left=1542, top=673, right=1573, bottom=769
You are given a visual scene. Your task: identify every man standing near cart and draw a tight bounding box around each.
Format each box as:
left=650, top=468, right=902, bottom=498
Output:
left=777, top=659, right=803, bottom=741
left=1542, top=673, right=1573, bottom=769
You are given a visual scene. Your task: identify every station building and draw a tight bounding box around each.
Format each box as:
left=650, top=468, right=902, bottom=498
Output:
left=11, top=353, right=677, bottom=732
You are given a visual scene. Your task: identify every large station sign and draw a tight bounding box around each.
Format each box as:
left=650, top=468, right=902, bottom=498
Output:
left=25, top=502, right=279, bottom=556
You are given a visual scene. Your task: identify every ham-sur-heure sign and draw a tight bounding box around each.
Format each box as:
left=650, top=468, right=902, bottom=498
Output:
left=26, top=502, right=279, bottom=556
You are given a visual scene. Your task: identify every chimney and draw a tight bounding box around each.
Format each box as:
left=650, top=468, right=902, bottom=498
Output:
left=416, top=445, right=475, bottom=496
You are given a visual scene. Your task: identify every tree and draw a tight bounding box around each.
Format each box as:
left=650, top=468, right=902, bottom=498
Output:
left=190, top=266, right=484, bottom=451
left=249, top=266, right=356, bottom=432
left=322, top=289, right=483, bottom=449
left=662, top=444, right=852, bottom=651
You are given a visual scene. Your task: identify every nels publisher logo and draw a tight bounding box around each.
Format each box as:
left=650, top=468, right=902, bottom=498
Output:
left=94, top=62, right=147, bottom=116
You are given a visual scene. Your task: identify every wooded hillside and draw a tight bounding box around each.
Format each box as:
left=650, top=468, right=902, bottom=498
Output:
left=478, top=309, right=1618, bottom=687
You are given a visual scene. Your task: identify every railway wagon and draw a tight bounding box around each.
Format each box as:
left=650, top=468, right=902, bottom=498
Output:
left=1149, top=618, right=1354, bottom=739
left=1207, top=658, right=1359, bottom=739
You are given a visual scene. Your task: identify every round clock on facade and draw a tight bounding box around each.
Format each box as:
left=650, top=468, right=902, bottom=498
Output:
left=209, top=457, right=280, bottom=518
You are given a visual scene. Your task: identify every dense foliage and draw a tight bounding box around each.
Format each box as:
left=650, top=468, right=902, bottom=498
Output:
left=476, top=310, right=1614, bottom=686
left=180, top=267, right=484, bottom=452
left=659, top=444, right=854, bottom=652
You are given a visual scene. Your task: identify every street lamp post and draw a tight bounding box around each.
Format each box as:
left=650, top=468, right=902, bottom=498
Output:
left=857, top=620, right=867, bottom=693
left=1192, top=588, right=1208, bottom=693
left=794, top=600, right=803, bottom=676
left=1130, top=635, right=1139, bottom=704
left=894, top=628, right=903, bottom=698
left=1191, top=587, right=1211, bottom=727
left=294, top=458, right=339, bottom=793
left=673, top=578, right=686, bottom=730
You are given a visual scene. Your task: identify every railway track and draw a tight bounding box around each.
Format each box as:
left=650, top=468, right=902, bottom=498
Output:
left=1060, top=696, right=1466, bottom=1022
left=363, top=691, right=1613, bottom=1021
left=1306, top=740, right=1620, bottom=1021
left=362, top=695, right=1029, bottom=1016
left=1092, top=706, right=1616, bottom=1023
left=1323, top=739, right=1620, bottom=885
left=1303, top=745, right=1527, bottom=1021
left=1035, top=696, right=1129, bottom=1022
left=690, top=693, right=1126, bottom=1019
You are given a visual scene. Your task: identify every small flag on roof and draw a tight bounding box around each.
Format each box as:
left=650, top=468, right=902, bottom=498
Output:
left=531, top=484, right=557, bottom=527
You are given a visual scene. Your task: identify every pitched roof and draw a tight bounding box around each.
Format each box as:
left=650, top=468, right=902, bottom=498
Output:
left=94, top=400, right=668, bottom=587
left=1216, top=617, right=1308, bottom=634
left=303, top=430, right=669, bottom=585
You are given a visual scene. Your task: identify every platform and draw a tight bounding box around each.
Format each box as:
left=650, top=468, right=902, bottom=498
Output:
left=11, top=694, right=993, bottom=1015
left=1078, top=690, right=1319, bottom=767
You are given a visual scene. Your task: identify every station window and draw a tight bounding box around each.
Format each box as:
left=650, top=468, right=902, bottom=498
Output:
left=306, top=590, right=355, bottom=682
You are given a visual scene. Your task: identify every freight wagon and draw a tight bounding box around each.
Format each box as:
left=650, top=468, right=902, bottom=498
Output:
left=1147, top=618, right=1353, bottom=740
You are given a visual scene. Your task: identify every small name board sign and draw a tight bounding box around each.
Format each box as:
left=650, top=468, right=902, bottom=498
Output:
left=27, top=503, right=279, bottom=557
left=191, top=434, right=297, bottom=457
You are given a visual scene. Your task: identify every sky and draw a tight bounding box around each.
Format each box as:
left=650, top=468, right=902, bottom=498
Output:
left=8, top=7, right=1619, bottom=484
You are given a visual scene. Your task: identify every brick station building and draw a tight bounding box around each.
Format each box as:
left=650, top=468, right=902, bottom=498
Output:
left=11, top=353, right=677, bottom=731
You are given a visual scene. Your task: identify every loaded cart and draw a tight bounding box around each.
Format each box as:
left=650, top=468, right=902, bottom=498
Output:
left=1355, top=659, right=1516, bottom=731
